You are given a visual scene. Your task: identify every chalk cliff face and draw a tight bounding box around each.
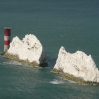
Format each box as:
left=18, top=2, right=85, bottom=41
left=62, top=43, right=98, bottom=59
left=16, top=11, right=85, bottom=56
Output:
left=52, top=46, right=99, bottom=85
left=4, top=34, right=47, bottom=67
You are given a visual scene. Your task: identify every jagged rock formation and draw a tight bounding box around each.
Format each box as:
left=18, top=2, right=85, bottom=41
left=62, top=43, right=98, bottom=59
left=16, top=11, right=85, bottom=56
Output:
left=3, top=34, right=47, bottom=67
left=52, top=46, right=99, bottom=85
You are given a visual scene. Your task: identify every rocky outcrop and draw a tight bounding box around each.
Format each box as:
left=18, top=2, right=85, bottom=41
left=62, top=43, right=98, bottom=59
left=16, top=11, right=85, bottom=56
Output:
left=3, top=34, right=47, bottom=67
left=52, top=46, right=99, bottom=85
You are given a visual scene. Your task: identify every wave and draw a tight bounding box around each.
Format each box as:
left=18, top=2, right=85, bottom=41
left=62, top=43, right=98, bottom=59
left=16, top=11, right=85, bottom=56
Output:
left=3, top=60, right=22, bottom=66
left=49, top=79, right=65, bottom=84
left=67, top=80, right=77, bottom=83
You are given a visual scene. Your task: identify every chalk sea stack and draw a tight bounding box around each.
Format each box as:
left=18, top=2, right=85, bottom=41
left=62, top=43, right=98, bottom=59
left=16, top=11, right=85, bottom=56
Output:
left=3, top=34, right=47, bottom=67
left=52, top=46, right=99, bottom=85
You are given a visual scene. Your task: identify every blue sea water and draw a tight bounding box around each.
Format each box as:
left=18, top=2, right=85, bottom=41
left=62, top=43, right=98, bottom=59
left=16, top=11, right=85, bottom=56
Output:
left=0, top=0, right=99, bottom=99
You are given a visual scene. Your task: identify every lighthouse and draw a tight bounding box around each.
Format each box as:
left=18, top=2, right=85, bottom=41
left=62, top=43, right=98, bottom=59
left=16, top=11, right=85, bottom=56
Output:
left=4, top=27, right=11, bottom=52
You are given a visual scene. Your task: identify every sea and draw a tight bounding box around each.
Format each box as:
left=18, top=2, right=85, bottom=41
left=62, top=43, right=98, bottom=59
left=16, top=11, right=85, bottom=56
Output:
left=0, top=0, right=99, bottom=99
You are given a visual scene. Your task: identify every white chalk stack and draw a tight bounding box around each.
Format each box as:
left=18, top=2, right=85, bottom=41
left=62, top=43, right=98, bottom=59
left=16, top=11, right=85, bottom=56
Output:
left=52, top=46, right=99, bottom=85
left=3, top=34, right=47, bottom=67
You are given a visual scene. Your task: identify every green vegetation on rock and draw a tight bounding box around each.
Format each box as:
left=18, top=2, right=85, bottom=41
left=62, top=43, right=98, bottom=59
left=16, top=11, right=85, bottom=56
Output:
left=3, top=53, right=47, bottom=67
left=52, top=69, right=99, bottom=85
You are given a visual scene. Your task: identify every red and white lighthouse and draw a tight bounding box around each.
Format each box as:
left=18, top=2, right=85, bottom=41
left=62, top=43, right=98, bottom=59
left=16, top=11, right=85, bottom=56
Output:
left=4, top=27, right=11, bottom=52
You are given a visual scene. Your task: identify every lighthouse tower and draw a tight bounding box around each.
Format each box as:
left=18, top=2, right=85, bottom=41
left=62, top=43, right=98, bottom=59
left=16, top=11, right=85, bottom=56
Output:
left=4, top=27, right=11, bottom=52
